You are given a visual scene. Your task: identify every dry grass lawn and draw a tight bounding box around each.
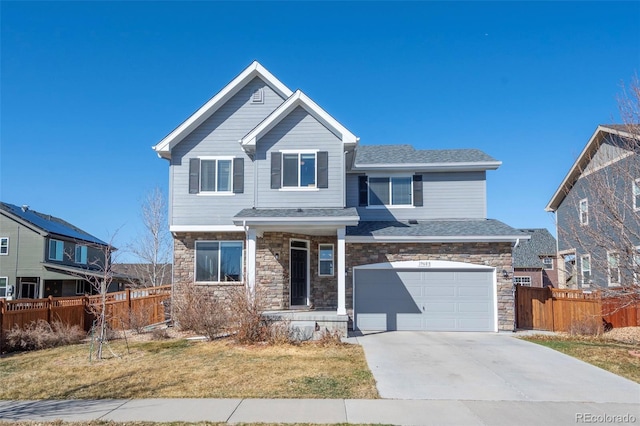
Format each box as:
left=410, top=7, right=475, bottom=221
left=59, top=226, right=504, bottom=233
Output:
left=0, top=338, right=378, bottom=400
left=521, top=335, right=640, bottom=383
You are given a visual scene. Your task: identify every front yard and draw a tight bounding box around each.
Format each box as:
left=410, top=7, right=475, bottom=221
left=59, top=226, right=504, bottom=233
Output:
left=522, top=328, right=640, bottom=383
left=0, top=337, right=378, bottom=400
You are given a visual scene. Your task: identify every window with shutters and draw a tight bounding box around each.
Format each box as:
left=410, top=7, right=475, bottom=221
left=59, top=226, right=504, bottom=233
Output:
left=365, top=176, right=414, bottom=207
left=271, top=150, right=329, bottom=190
left=189, top=157, right=244, bottom=195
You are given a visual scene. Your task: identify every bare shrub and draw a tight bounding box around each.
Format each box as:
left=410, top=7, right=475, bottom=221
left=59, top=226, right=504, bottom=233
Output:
left=128, top=305, right=153, bottom=334
left=173, top=284, right=229, bottom=340
left=266, top=319, right=300, bottom=345
left=227, top=286, right=270, bottom=344
left=316, top=327, right=344, bottom=346
left=568, top=316, right=603, bottom=337
left=151, top=327, right=170, bottom=340
left=6, top=320, right=85, bottom=352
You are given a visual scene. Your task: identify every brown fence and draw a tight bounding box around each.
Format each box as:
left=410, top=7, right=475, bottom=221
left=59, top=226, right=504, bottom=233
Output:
left=516, top=285, right=640, bottom=332
left=0, top=285, right=171, bottom=350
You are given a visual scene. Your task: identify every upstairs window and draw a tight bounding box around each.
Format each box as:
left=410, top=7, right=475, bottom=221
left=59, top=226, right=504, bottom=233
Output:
left=75, top=245, right=88, bottom=264
left=607, top=251, right=620, bottom=286
left=49, top=239, right=64, bottom=261
left=189, top=157, right=244, bottom=194
left=579, top=198, right=588, bottom=225
left=514, top=276, right=531, bottom=286
left=0, top=237, right=8, bottom=255
left=369, top=177, right=412, bottom=206
left=283, top=152, right=316, bottom=188
left=633, top=179, right=640, bottom=211
left=542, top=257, right=553, bottom=270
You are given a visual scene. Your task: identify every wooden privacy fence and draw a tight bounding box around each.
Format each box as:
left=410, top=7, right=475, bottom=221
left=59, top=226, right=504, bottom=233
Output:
left=0, top=285, right=171, bottom=350
left=516, top=285, right=640, bottom=332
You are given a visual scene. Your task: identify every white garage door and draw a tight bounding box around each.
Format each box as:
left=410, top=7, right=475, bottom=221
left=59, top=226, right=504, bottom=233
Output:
left=354, top=262, right=496, bottom=332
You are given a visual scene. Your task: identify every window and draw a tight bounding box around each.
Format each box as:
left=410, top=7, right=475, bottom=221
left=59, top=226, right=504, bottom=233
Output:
left=579, top=198, right=588, bottom=225
left=607, top=251, right=620, bottom=286
left=581, top=255, right=591, bottom=285
left=75, top=245, right=87, bottom=264
left=49, top=239, right=64, bottom=261
left=0, top=277, right=7, bottom=297
left=542, top=257, right=553, bottom=270
left=195, top=241, right=243, bottom=282
left=318, top=244, right=334, bottom=276
left=283, top=152, right=316, bottom=188
left=201, top=159, right=232, bottom=192
left=633, top=179, right=640, bottom=211
left=76, top=280, right=89, bottom=295
left=369, top=177, right=412, bottom=206
left=0, top=237, right=8, bottom=255
left=514, top=276, right=531, bottom=286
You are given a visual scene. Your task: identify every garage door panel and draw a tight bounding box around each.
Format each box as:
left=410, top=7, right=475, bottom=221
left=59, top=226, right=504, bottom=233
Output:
left=355, top=267, right=495, bottom=332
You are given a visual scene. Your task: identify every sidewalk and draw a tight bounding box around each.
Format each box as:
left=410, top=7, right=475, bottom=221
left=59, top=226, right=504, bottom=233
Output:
left=1, top=398, right=638, bottom=425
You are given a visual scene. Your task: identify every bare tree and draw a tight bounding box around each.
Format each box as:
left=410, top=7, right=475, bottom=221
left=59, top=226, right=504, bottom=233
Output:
left=558, top=76, right=640, bottom=306
left=127, top=187, right=171, bottom=287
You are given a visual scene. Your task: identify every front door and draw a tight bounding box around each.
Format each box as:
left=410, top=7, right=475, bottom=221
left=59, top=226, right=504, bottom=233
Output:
left=290, top=240, right=309, bottom=306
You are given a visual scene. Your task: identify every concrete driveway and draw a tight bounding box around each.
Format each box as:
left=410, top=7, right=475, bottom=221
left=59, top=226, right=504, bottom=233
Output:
left=356, top=331, right=640, bottom=402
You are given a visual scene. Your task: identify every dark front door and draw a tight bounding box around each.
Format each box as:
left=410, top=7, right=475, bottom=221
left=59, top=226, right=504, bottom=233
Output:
left=290, top=247, right=308, bottom=306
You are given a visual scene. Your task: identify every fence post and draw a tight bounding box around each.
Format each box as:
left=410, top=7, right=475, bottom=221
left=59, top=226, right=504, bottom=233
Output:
left=0, top=299, right=4, bottom=353
left=48, top=295, right=53, bottom=325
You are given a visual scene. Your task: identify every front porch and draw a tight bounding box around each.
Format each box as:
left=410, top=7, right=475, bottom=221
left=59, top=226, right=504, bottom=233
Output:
left=263, top=309, right=349, bottom=340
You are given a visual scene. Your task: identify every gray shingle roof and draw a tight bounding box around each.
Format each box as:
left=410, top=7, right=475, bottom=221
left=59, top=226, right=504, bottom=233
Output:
left=354, top=145, right=498, bottom=165
left=346, top=219, right=525, bottom=238
left=235, top=208, right=359, bottom=218
left=0, top=202, right=107, bottom=245
left=512, top=228, right=557, bottom=268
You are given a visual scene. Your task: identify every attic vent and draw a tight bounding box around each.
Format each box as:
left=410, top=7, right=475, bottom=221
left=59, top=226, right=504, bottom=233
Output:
left=251, top=88, right=264, bottom=104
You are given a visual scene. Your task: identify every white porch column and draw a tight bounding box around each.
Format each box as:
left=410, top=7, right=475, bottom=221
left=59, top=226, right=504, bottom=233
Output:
left=337, top=227, right=346, bottom=315
left=246, top=228, right=257, bottom=296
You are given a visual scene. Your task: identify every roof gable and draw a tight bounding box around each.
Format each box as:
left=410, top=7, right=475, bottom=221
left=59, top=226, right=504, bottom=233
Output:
left=546, top=124, right=639, bottom=212
left=153, top=61, right=293, bottom=159
left=513, top=228, right=557, bottom=268
left=239, top=90, right=358, bottom=152
left=0, top=202, right=107, bottom=245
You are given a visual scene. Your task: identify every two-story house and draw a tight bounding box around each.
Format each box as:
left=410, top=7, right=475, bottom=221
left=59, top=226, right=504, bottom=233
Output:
left=513, top=228, right=558, bottom=288
left=153, top=61, right=525, bottom=334
left=546, top=124, right=640, bottom=291
left=0, top=202, right=124, bottom=299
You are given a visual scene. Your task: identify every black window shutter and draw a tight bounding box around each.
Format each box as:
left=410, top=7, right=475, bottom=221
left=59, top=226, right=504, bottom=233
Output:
left=271, top=152, right=282, bottom=189
left=233, top=158, right=244, bottom=193
left=317, top=151, right=329, bottom=188
left=189, top=158, right=200, bottom=194
left=413, top=174, right=423, bottom=206
left=358, top=176, right=368, bottom=206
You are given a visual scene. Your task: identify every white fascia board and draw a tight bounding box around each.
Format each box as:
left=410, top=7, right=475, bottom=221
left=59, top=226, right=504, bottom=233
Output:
left=544, top=125, right=629, bottom=212
left=233, top=216, right=360, bottom=226
left=153, top=61, right=293, bottom=157
left=345, top=235, right=529, bottom=243
left=170, top=225, right=245, bottom=233
left=351, top=161, right=502, bottom=172
left=240, top=90, right=358, bottom=149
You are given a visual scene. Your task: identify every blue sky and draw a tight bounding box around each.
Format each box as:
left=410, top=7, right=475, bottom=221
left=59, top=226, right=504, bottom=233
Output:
left=2, top=1, right=639, bottom=261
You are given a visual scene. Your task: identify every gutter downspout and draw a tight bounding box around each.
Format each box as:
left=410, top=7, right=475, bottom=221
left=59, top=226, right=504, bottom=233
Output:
left=512, top=238, right=520, bottom=332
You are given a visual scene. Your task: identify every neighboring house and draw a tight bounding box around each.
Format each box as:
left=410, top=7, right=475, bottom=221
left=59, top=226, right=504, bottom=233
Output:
left=512, top=228, right=558, bottom=288
left=112, top=263, right=172, bottom=287
left=0, top=202, right=125, bottom=299
left=546, top=124, right=640, bottom=290
left=153, top=61, right=525, bottom=334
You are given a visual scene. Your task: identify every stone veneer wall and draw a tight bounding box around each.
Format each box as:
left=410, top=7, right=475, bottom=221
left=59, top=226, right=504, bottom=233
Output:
left=173, top=232, right=246, bottom=305
left=345, top=242, right=515, bottom=331
left=256, top=232, right=338, bottom=310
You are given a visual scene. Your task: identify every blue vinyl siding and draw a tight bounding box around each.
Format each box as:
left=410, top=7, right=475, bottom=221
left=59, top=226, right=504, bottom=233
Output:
left=170, top=77, right=286, bottom=226
left=346, top=171, right=486, bottom=220
left=255, top=106, right=344, bottom=208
